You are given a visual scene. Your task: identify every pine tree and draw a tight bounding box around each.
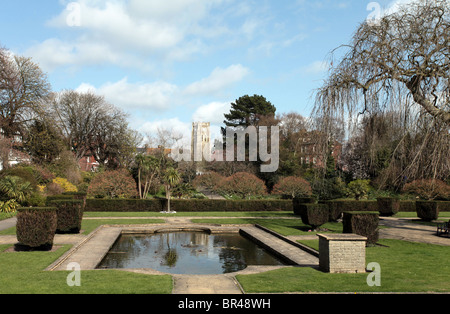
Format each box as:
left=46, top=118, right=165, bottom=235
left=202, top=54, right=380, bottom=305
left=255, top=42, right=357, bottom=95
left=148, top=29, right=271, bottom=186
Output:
left=223, top=95, right=276, bottom=128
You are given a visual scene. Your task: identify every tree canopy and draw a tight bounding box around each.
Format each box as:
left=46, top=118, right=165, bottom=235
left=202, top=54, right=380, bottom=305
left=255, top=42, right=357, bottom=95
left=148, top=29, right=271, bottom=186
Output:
left=313, top=0, right=450, bottom=185
left=314, top=0, right=450, bottom=125
left=223, top=94, right=277, bottom=128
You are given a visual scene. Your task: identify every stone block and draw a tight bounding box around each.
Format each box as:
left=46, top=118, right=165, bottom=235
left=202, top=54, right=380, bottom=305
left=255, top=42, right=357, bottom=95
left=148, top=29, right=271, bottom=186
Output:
left=318, top=233, right=367, bottom=274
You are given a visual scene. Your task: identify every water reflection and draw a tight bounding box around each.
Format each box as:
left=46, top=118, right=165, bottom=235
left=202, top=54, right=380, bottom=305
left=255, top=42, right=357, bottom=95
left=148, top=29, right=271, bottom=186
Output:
left=97, top=232, right=286, bottom=275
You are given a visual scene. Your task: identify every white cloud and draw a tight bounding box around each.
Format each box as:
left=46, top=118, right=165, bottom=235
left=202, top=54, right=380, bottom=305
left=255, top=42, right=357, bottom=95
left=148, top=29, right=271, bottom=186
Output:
left=192, top=101, right=231, bottom=125
left=76, top=78, right=178, bottom=111
left=26, top=38, right=132, bottom=72
left=139, top=117, right=192, bottom=147
left=73, top=63, right=246, bottom=112
left=184, top=64, right=250, bottom=96
left=30, top=0, right=235, bottom=72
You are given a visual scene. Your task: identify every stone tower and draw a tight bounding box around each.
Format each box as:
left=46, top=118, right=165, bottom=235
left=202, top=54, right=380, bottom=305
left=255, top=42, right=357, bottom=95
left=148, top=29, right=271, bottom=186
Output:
left=191, top=122, right=211, bottom=163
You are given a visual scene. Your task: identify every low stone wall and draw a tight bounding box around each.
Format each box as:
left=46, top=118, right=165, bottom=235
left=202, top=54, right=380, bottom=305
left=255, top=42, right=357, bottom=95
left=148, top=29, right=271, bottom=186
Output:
left=318, top=233, right=367, bottom=274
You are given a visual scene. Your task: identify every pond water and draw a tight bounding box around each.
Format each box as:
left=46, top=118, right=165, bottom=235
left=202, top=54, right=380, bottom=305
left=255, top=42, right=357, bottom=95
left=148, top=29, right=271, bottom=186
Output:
left=97, top=232, right=286, bottom=275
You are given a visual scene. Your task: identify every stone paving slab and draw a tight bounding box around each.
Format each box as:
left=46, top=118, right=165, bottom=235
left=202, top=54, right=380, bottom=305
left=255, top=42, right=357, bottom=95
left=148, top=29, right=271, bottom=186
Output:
left=240, top=226, right=319, bottom=267
left=379, top=217, right=450, bottom=246
left=48, top=226, right=122, bottom=271
left=172, top=275, right=243, bottom=294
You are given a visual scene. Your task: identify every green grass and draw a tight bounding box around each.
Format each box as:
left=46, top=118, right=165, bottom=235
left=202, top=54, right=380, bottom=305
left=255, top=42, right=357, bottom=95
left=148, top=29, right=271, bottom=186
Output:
left=2, top=211, right=450, bottom=293
left=236, top=239, right=450, bottom=293
left=0, top=244, right=172, bottom=294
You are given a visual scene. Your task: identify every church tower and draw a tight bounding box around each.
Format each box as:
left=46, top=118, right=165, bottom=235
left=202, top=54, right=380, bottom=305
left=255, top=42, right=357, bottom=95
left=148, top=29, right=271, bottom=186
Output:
left=191, top=122, right=211, bottom=165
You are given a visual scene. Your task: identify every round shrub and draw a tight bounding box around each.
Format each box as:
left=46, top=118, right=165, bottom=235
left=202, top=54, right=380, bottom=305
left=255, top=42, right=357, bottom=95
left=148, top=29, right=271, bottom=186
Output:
left=16, top=207, right=57, bottom=251
left=403, top=179, right=450, bottom=201
left=87, top=169, right=138, bottom=199
left=192, top=172, right=225, bottom=193
left=220, top=172, right=267, bottom=199
left=272, top=176, right=312, bottom=199
left=347, top=180, right=371, bottom=200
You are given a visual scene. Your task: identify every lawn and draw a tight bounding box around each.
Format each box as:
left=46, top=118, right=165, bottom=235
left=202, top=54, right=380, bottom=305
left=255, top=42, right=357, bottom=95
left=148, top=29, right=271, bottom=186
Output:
left=1, top=211, right=450, bottom=294
left=0, top=244, right=172, bottom=294
left=236, top=239, right=450, bottom=293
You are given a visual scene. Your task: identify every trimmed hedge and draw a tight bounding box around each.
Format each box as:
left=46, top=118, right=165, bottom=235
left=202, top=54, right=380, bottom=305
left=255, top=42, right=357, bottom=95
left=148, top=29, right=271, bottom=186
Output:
left=343, top=211, right=379, bottom=246
left=50, top=200, right=84, bottom=234
left=46, top=195, right=75, bottom=205
left=293, top=203, right=329, bottom=229
left=85, top=198, right=292, bottom=212
left=293, top=197, right=318, bottom=205
left=319, top=200, right=341, bottom=222
left=320, top=199, right=450, bottom=216
left=62, top=192, right=87, bottom=209
left=416, top=201, right=440, bottom=221
left=16, top=207, right=57, bottom=251
left=377, top=197, right=400, bottom=217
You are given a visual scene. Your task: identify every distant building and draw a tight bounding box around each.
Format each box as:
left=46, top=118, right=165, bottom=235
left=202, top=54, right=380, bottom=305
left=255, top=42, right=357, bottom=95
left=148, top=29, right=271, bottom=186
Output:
left=79, top=155, right=100, bottom=172
left=191, top=122, right=211, bottom=174
left=298, top=132, right=342, bottom=169
left=0, top=129, right=31, bottom=171
left=191, top=122, right=211, bottom=162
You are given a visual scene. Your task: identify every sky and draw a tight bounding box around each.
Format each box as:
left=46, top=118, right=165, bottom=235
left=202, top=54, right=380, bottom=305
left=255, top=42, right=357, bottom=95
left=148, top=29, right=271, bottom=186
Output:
left=0, top=0, right=408, bottom=145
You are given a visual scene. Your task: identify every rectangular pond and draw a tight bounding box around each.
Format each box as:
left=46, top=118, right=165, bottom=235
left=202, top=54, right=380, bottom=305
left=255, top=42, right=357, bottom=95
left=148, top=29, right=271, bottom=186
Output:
left=97, top=232, right=287, bottom=275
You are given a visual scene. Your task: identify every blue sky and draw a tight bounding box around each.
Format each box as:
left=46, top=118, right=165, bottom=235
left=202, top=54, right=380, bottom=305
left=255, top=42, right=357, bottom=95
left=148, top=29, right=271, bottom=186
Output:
left=0, top=0, right=403, bottom=142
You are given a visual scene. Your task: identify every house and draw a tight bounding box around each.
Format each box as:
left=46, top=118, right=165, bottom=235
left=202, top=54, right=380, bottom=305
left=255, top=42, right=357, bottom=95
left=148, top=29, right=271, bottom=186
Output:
left=0, top=129, right=31, bottom=171
left=298, top=132, right=342, bottom=169
left=79, top=155, right=100, bottom=172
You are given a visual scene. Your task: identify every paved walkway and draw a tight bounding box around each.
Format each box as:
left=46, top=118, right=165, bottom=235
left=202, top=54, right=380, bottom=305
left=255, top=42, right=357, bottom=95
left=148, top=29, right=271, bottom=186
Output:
left=1, top=214, right=449, bottom=294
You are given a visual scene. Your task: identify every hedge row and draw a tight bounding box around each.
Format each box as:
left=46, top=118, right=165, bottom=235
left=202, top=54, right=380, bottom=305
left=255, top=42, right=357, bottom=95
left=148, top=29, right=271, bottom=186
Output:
left=85, top=198, right=292, bottom=212
left=83, top=197, right=450, bottom=213
left=319, top=199, right=450, bottom=216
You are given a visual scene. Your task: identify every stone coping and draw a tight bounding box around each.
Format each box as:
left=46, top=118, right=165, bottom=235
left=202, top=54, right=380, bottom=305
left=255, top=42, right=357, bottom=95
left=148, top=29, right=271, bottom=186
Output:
left=317, top=233, right=367, bottom=241
left=47, top=223, right=318, bottom=275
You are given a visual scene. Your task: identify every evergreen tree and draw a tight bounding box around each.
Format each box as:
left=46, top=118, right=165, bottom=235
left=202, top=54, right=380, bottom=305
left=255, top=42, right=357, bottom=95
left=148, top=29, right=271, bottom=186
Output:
left=223, top=95, right=276, bottom=129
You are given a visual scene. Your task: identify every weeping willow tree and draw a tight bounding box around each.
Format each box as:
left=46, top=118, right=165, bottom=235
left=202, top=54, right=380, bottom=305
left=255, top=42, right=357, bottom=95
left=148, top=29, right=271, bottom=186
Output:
left=313, top=0, right=450, bottom=189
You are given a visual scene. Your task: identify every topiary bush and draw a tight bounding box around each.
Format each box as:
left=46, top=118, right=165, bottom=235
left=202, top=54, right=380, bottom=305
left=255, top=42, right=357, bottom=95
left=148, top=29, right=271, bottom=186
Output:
left=377, top=197, right=400, bottom=217
left=63, top=191, right=87, bottom=209
left=319, top=200, right=342, bottom=222
left=16, top=207, right=57, bottom=251
left=50, top=199, right=84, bottom=234
left=293, top=203, right=329, bottom=229
left=416, top=200, right=439, bottom=221
left=343, top=211, right=379, bottom=246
